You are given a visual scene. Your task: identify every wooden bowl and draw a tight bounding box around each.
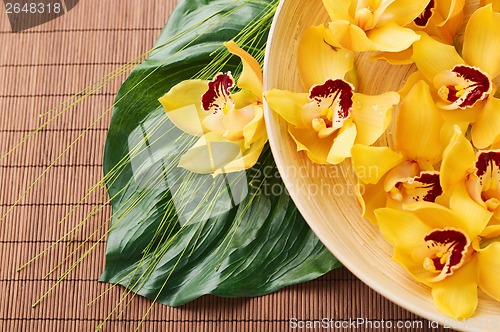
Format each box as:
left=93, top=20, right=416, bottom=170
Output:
left=263, top=1, right=498, bottom=330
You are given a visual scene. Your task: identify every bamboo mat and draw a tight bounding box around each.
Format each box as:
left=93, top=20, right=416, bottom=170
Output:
left=0, top=1, right=449, bottom=331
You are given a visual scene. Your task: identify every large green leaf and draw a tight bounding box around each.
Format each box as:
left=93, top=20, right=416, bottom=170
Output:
left=100, top=0, right=340, bottom=306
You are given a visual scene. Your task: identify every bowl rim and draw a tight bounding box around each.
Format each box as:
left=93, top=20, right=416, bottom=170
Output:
left=262, top=1, right=490, bottom=330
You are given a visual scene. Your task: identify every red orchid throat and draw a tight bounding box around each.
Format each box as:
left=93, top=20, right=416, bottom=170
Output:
left=414, top=0, right=435, bottom=27
left=435, top=65, right=492, bottom=109
left=202, top=72, right=235, bottom=115
left=384, top=161, right=442, bottom=204
left=307, top=79, right=354, bottom=134
left=467, top=150, right=500, bottom=211
left=391, top=171, right=442, bottom=203
left=422, top=228, right=471, bottom=282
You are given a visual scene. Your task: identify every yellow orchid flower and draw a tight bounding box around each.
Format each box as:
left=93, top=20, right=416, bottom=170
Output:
left=375, top=200, right=497, bottom=319
left=412, top=4, right=500, bottom=149
left=377, top=0, right=466, bottom=64
left=322, top=0, right=429, bottom=52
left=441, top=126, right=500, bottom=225
left=159, top=40, right=267, bottom=175
left=412, top=0, right=465, bottom=44
left=265, top=24, right=398, bottom=165
left=265, top=78, right=399, bottom=165
left=352, top=80, right=446, bottom=223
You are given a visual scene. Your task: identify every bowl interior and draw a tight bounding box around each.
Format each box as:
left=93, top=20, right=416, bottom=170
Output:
left=263, top=0, right=498, bottom=329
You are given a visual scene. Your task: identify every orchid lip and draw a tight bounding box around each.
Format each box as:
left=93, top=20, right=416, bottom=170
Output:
left=466, top=150, right=500, bottom=211
left=421, top=228, right=471, bottom=282
left=414, top=0, right=435, bottom=27
left=389, top=171, right=442, bottom=203
left=305, top=78, right=354, bottom=137
left=434, top=65, right=492, bottom=110
left=201, top=72, right=235, bottom=115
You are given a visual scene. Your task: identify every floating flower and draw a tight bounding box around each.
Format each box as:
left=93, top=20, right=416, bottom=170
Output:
left=441, top=127, right=500, bottom=224
left=375, top=199, right=497, bottom=319
left=265, top=78, right=399, bottom=165
left=352, top=80, right=445, bottom=222
left=265, top=24, right=398, bottom=165
left=377, top=0, right=465, bottom=64
left=412, top=4, right=500, bottom=148
left=322, top=0, right=429, bottom=52
left=159, top=41, right=267, bottom=175
left=468, top=150, right=500, bottom=212
left=411, top=0, right=465, bottom=44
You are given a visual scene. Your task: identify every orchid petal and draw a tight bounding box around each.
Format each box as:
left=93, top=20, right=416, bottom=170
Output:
left=232, top=89, right=259, bottom=108
left=398, top=71, right=426, bottom=99
left=495, top=208, right=500, bottom=222
left=449, top=184, right=493, bottom=239
left=481, top=225, right=500, bottom=238
left=265, top=89, right=309, bottom=129
left=366, top=22, right=420, bottom=52
left=159, top=79, right=209, bottom=136
left=326, top=119, right=357, bottom=164
left=462, top=4, right=500, bottom=78
left=222, top=105, right=255, bottom=141
left=356, top=181, right=388, bottom=224
left=178, top=133, right=243, bottom=174
left=438, top=101, right=483, bottom=125
left=480, top=0, right=500, bottom=11
left=375, top=207, right=430, bottom=250
left=384, top=160, right=420, bottom=193
left=351, top=91, right=400, bottom=145
left=415, top=0, right=465, bottom=44
left=413, top=33, right=465, bottom=83
left=322, top=0, right=353, bottom=21
left=351, top=145, right=404, bottom=184
left=288, top=127, right=333, bottom=164
left=478, top=242, right=500, bottom=301
left=467, top=150, right=500, bottom=212
left=440, top=126, right=476, bottom=191
left=435, top=0, right=465, bottom=43
left=374, top=47, right=414, bottom=65
left=224, top=41, right=263, bottom=99
left=298, top=25, right=355, bottom=88
left=381, top=0, right=431, bottom=26
left=392, top=246, right=433, bottom=286
left=328, top=20, right=377, bottom=52
left=202, top=111, right=225, bottom=134
left=164, top=105, right=205, bottom=137
left=435, top=0, right=465, bottom=27
left=407, top=202, right=481, bottom=239
left=242, top=105, right=266, bottom=148
left=431, top=257, right=478, bottom=320
left=213, top=136, right=267, bottom=176
left=439, top=121, right=469, bottom=147
left=363, top=0, right=396, bottom=27
left=472, top=97, right=500, bottom=149
left=395, top=80, right=443, bottom=163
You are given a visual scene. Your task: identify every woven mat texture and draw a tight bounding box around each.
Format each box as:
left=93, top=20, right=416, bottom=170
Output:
left=0, top=1, right=448, bottom=331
